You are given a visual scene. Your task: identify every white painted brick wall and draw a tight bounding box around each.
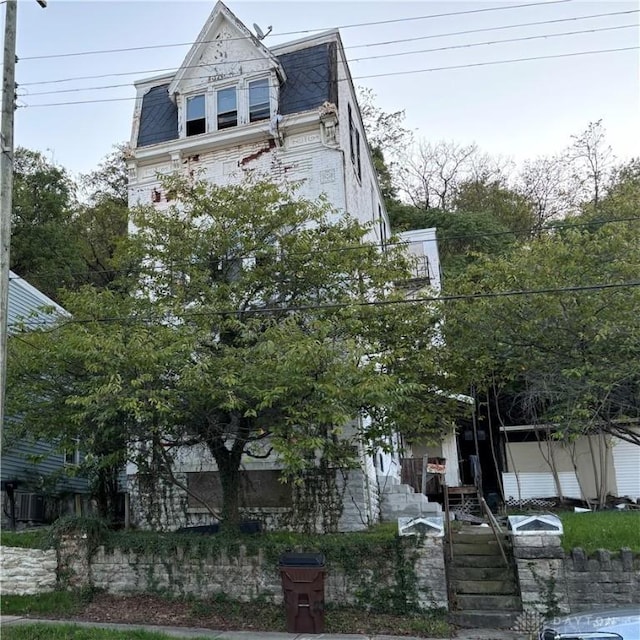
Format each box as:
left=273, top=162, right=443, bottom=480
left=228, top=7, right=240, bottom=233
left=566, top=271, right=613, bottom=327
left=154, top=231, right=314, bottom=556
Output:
left=0, top=546, right=57, bottom=595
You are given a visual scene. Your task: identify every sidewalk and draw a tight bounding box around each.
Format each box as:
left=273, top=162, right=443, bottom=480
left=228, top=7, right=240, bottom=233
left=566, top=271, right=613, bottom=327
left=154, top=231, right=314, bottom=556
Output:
left=0, top=616, right=521, bottom=640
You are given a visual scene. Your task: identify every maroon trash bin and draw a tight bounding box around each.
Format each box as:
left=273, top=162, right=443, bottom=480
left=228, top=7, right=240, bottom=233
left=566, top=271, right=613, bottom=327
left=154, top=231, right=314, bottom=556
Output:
left=279, top=553, right=326, bottom=633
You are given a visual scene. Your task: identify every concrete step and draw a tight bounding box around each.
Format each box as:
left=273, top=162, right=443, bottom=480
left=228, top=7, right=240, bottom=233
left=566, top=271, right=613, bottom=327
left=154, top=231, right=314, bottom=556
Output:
left=449, top=566, right=515, bottom=581
left=383, top=505, right=443, bottom=518
left=449, top=610, right=521, bottom=630
left=451, top=541, right=507, bottom=556
left=455, top=594, right=521, bottom=611
left=452, top=532, right=511, bottom=544
left=384, top=484, right=415, bottom=495
left=451, top=579, right=518, bottom=595
left=377, top=475, right=401, bottom=488
left=450, top=554, right=511, bottom=568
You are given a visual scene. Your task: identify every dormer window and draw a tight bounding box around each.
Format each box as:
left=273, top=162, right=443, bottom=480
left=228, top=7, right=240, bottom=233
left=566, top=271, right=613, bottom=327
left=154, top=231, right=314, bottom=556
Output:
left=180, top=75, right=275, bottom=138
left=186, top=95, right=206, bottom=136
left=217, top=87, right=237, bottom=130
left=249, top=79, right=270, bottom=122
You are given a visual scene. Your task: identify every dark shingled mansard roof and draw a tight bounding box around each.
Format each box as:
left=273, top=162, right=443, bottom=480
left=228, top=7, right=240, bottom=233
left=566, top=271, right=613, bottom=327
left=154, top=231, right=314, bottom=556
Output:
left=137, top=42, right=337, bottom=148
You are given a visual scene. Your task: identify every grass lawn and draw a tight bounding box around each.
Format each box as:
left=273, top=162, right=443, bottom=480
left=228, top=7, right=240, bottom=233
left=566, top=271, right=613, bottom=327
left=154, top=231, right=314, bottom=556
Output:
left=0, top=529, right=49, bottom=549
left=559, top=510, right=640, bottom=553
left=1, top=591, right=84, bottom=617
left=1, top=624, right=211, bottom=640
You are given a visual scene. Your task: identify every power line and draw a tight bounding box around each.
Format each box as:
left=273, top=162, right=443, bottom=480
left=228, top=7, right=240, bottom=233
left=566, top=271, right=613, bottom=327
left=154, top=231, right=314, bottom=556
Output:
left=19, top=46, right=638, bottom=109
left=18, top=0, right=576, bottom=61
left=21, top=24, right=637, bottom=99
left=8, top=215, right=640, bottom=286
left=19, top=9, right=638, bottom=88
left=9, top=280, right=640, bottom=331
left=347, top=9, right=639, bottom=51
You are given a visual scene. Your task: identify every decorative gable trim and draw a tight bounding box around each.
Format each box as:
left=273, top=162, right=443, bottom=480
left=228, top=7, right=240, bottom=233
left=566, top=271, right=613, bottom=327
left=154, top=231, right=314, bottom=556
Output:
left=168, top=1, right=285, bottom=97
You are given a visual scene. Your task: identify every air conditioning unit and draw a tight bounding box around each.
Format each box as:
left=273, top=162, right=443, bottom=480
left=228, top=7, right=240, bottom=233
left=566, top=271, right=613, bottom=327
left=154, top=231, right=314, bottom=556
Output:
left=16, top=493, right=46, bottom=522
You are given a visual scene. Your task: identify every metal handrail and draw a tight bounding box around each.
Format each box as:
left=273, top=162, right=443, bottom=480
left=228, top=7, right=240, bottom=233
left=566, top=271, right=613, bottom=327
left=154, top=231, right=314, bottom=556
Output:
left=480, top=495, right=509, bottom=567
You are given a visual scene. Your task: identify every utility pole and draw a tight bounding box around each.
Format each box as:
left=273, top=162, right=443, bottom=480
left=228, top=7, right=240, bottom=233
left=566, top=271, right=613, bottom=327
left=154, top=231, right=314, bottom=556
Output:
left=0, top=0, right=47, bottom=453
left=0, top=0, right=18, bottom=455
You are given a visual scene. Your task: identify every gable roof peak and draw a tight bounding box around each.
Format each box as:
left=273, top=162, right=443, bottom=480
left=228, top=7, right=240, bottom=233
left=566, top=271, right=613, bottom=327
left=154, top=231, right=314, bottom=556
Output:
left=168, top=1, right=284, bottom=96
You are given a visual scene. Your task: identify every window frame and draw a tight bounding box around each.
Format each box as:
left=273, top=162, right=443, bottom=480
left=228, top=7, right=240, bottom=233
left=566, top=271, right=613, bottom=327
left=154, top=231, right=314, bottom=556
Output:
left=180, top=74, right=275, bottom=139
left=216, top=85, right=238, bottom=131
left=248, top=77, right=271, bottom=123
left=185, top=93, right=207, bottom=137
left=63, top=442, right=81, bottom=467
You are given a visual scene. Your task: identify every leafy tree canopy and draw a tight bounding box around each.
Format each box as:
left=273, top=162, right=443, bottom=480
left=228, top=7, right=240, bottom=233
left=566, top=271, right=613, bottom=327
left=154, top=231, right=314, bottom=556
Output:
left=11, top=148, right=85, bottom=298
left=442, top=164, right=640, bottom=457
left=8, top=177, right=454, bottom=532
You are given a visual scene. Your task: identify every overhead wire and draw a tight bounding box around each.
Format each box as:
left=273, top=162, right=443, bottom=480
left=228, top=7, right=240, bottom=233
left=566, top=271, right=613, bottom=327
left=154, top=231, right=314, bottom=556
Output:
left=19, top=46, right=639, bottom=109
left=20, top=23, right=638, bottom=99
left=18, top=9, right=639, bottom=88
left=8, top=215, right=640, bottom=286
left=9, top=280, right=640, bottom=331
left=18, top=0, right=577, bottom=61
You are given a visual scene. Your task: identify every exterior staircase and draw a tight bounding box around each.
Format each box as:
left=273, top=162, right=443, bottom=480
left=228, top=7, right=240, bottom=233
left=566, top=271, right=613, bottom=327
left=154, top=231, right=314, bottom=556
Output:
left=447, top=524, right=522, bottom=629
left=378, top=475, right=442, bottom=521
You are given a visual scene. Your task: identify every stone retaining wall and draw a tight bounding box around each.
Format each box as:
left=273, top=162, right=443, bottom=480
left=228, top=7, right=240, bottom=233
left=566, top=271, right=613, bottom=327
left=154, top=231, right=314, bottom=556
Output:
left=56, top=535, right=448, bottom=609
left=0, top=546, right=57, bottom=595
left=512, top=535, right=640, bottom=617
left=3, top=533, right=638, bottom=618
left=566, top=547, right=640, bottom=611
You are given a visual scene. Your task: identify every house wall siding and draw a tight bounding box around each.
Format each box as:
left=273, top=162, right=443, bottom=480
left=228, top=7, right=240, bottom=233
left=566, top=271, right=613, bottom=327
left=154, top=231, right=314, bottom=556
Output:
left=611, top=435, right=640, bottom=501
left=4, top=273, right=89, bottom=525
left=129, top=129, right=347, bottom=221
left=504, top=434, right=618, bottom=500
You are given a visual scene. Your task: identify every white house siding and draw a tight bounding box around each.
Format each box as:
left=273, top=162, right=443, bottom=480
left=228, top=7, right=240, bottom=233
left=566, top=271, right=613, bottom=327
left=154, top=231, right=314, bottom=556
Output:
left=335, top=42, right=388, bottom=247
left=611, top=436, right=640, bottom=501
left=502, top=471, right=582, bottom=501
left=124, top=4, right=422, bottom=532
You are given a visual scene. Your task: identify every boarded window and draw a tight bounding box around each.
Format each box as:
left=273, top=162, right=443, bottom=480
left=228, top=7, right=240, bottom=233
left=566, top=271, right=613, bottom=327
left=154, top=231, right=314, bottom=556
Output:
left=186, top=470, right=293, bottom=508
left=217, top=87, right=237, bottom=129
left=186, top=95, right=206, bottom=136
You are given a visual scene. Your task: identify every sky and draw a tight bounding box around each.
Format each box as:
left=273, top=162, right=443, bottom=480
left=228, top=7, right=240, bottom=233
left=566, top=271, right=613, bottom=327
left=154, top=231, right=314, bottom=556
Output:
left=10, top=0, right=640, bottom=178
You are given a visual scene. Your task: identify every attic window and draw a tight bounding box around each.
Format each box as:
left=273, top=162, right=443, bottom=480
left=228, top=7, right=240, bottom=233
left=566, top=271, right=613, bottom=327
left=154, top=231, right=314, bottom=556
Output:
left=249, top=79, right=270, bottom=122
left=186, top=95, right=206, bottom=136
left=217, top=87, right=237, bottom=129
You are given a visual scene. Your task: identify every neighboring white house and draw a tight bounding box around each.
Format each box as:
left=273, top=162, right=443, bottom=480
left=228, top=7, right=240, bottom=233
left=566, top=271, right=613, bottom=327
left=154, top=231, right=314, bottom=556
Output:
left=501, top=426, right=640, bottom=505
left=125, top=1, right=451, bottom=531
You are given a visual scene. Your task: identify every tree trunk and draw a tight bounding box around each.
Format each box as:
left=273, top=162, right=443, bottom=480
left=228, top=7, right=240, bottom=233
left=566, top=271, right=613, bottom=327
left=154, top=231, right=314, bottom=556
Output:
left=207, top=417, right=248, bottom=534
left=217, top=456, right=241, bottom=532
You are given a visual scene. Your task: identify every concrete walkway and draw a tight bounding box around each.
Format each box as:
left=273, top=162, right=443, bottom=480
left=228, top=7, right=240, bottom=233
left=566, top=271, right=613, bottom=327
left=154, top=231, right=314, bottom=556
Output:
left=0, top=616, right=521, bottom=640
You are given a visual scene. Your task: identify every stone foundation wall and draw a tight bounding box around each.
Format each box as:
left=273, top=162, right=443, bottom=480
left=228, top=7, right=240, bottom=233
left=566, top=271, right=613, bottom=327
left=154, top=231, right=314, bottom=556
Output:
left=55, top=535, right=447, bottom=609
left=0, top=546, right=57, bottom=595
left=512, top=535, right=640, bottom=617
left=129, top=469, right=379, bottom=534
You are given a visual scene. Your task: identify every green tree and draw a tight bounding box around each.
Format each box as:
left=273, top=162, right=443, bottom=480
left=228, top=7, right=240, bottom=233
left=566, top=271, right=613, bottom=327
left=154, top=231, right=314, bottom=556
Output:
left=75, top=145, right=130, bottom=288
left=10, top=148, right=86, bottom=299
left=453, top=178, right=536, bottom=236
left=388, top=204, right=516, bottom=281
left=442, top=168, right=640, bottom=504
left=8, top=177, right=449, bottom=532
